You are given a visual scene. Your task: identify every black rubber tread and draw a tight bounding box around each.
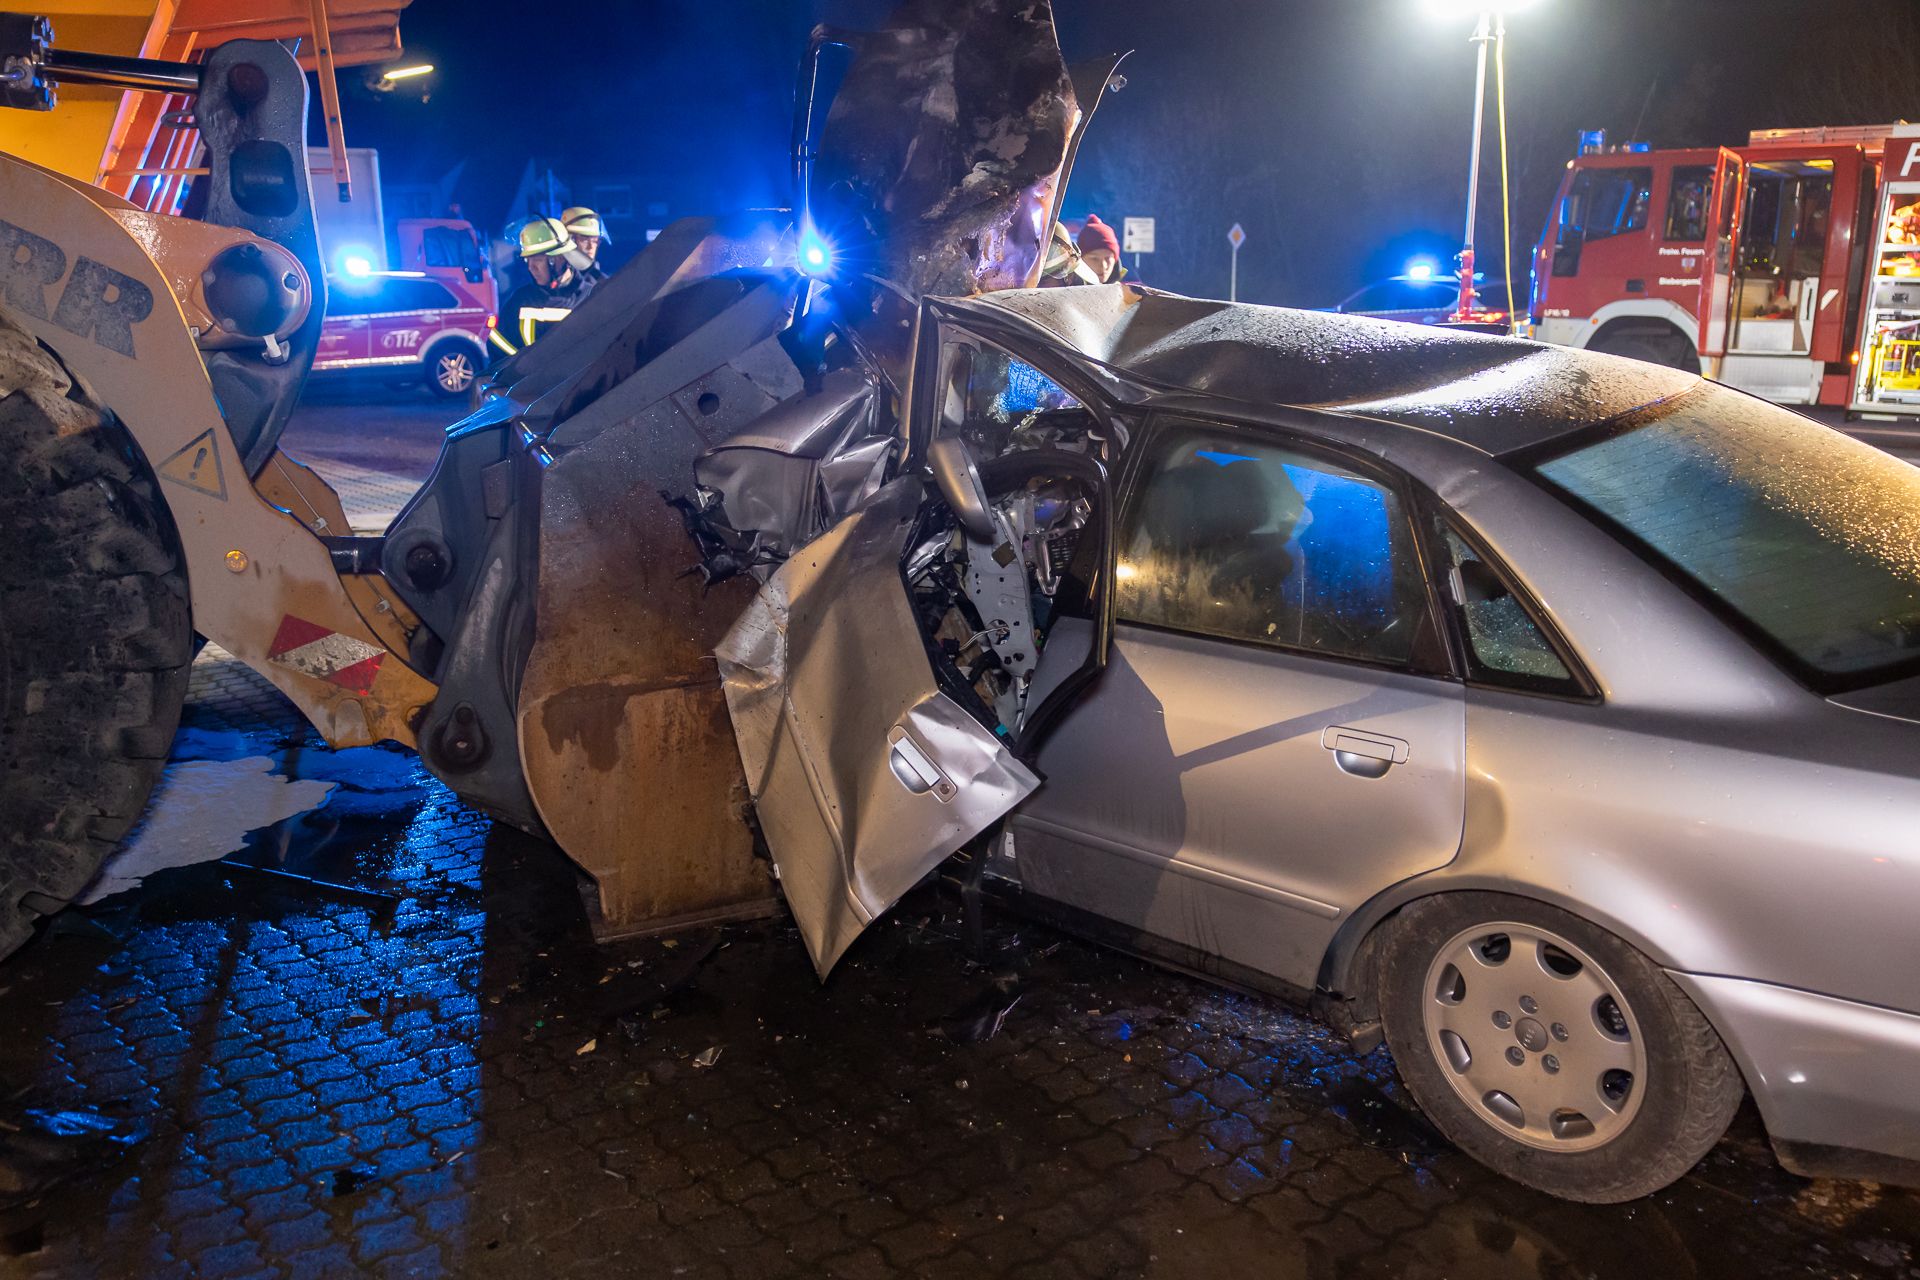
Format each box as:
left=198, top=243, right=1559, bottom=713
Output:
left=1589, top=325, right=1703, bottom=375
left=422, top=336, right=484, bottom=398
left=1375, top=891, right=1745, bottom=1203
left=0, top=313, right=192, bottom=958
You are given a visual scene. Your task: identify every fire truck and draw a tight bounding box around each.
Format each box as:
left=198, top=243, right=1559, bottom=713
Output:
left=1529, top=122, right=1920, bottom=418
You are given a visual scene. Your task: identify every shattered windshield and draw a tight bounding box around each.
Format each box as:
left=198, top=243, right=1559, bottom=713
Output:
left=969, top=348, right=1080, bottom=420
left=1532, top=388, right=1920, bottom=689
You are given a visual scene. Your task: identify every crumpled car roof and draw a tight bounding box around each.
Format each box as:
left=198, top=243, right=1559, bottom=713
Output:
left=954, top=284, right=1702, bottom=455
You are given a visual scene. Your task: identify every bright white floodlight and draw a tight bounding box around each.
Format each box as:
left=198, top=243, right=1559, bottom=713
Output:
left=1423, top=0, right=1538, bottom=15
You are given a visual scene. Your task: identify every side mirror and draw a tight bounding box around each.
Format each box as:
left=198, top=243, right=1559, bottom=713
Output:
left=927, top=436, right=996, bottom=542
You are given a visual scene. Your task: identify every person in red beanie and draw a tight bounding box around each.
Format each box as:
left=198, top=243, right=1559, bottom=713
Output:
left=1076, top=214, right=1123, bottom=283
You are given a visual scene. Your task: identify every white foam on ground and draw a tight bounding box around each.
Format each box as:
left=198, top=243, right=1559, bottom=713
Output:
left=82, top=757, right=337, bottom=902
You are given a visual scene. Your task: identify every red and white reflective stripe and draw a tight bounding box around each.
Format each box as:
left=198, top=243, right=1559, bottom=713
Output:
left=266, top=615, right=386, bottom=693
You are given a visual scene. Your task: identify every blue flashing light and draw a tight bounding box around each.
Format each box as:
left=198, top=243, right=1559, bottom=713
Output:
left=1404, top=259, right=1437, bottom=281
left=1578, top=128, right=1607, bottom=156
left=796, top=219, right=835, bottom=278
left=341, top=253, right=374, bottom=278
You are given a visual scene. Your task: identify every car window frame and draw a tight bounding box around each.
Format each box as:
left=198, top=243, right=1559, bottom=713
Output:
left=1111, top=409, right=1454, bottom=681
left=1410, top=493, right=1602, bottom=703
left=907, top=311, right=1129, bottom=472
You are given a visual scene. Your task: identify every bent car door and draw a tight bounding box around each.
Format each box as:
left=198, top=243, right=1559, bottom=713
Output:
left=715, top=477, right=1041, bottom=977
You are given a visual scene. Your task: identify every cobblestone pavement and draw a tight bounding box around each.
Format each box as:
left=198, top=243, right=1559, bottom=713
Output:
left=3, top=644, right=1919, bottom=1275
left=278, top=387, right=452, bottom=533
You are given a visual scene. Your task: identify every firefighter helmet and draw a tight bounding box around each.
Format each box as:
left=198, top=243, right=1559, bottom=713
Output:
left=560, top=207, right=608, bottom=244
left=515, top=215, right=574, bottom=259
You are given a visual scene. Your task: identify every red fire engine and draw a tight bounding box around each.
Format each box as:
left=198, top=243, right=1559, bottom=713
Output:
left=1530, top=122, right=1920, bottom=418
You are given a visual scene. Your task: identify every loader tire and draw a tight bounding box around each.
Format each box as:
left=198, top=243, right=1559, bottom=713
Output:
left=0, top=313, right=192, bottom=959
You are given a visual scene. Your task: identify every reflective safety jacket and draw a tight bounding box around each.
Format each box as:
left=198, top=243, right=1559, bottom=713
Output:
left=491, top=276, right=593, bottom=357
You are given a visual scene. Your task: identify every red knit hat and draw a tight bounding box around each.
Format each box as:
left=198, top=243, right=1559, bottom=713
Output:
left=1077, top=214, right=1120, bottom=258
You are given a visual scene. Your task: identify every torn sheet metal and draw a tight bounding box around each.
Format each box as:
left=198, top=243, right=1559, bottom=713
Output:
left=715, top=479, right=1039, bottom=977
left=813, top=0, right=1076, bottom=301
left=691, top=368, right=892, bottom=559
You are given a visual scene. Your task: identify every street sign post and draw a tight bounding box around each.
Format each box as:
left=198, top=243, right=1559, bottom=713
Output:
left=1227, top=222, right=1246, bottom=302
left=1123, top=216, right=1155, bottom=279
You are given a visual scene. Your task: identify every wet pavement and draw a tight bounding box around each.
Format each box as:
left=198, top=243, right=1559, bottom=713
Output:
left=1, top=641, right=1918, bottom=1279
left=3, top=386, right=1920, bottom=1277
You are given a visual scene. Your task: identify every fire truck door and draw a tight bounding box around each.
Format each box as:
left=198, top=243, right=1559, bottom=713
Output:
left=1700, top=148, right=1743, bottom=357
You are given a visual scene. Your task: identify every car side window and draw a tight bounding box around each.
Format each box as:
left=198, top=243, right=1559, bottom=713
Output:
left=1436, top=524, right=1580, bottom=693
left=1116, top=422, right=1431, bottom=667
left=327, top=278, right=459, bottom=318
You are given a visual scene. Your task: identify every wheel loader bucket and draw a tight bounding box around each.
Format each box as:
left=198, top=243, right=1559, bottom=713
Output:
left=472, top=3, right=1089, bottom=943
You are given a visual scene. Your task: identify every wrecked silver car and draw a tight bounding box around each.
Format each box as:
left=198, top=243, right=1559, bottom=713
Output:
left=417, top=0, right=1920, bottom=1208
left=684, top=277, right=1920, bottom=1204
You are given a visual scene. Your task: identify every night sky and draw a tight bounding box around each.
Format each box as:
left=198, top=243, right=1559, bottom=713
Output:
left=333, top=0, right=1914, bottom=307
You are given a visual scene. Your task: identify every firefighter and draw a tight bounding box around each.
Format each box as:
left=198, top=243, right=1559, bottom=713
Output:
left=560, top=206, right=611, bottom=286
left=491, top=216, right=586, bottom=359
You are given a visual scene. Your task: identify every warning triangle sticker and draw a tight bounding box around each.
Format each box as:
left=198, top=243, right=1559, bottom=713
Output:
left=156, top=429, right=228, bottom=501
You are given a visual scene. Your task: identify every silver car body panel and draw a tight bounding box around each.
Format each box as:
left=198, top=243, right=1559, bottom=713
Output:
left=1009, top=618, right=1465, bottom=985
left=1669, top=973, right=1920, bottom=1164
left=693, top=368, right=892, bottom=560
left=716, top=478, right=1040, bottom=976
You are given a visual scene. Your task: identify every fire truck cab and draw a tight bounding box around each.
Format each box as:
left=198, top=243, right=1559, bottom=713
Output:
left=1532, top=126, right=1887, bottom=411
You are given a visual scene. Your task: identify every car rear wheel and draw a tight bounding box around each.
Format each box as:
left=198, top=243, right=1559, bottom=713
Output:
left=1376, top=892, right=1742, bottom=1202
left=1588, top=325, right=1702, bottom=375
left=0, top=312, right=192, bottom=959
left=425, top=342, right=480, bottom=398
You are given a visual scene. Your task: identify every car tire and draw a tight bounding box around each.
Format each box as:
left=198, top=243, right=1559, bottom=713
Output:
left=1376, top=892, right=1743, bottom=1203
left=1588, top=327, right=1702, bottom=375
left=0, top=313, right=192, bottom=959
left=425, top=341, right=481, bottom=398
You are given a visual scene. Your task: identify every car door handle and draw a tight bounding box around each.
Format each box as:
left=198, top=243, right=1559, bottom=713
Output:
left=887, top=727, right=958, bottom=802
left=1320, top=726, right=1410, bottom=779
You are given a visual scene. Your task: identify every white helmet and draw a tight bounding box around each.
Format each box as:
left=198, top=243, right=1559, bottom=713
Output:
left=560, top=207, right=608, bottom=243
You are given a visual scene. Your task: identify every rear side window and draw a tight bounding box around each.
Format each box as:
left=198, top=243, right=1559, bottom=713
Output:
left=1436, top=524, right=1580, bottom=694
left=1553, top=167, right=1653, bottom=276
left=1117, top=421, right=1435, bottom=668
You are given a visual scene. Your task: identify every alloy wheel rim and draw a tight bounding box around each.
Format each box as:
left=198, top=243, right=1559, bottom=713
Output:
left=1420, top=920, right=1648, bottom=1153
left=438, top=352, right=474, bottom=391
